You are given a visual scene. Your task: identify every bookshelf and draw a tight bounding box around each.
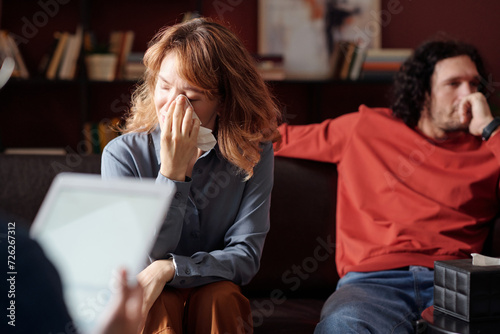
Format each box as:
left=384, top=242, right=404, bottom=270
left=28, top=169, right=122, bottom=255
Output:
left=0, top=0, right=392, bottom=153
left=0, top=0, right=201, bottom=152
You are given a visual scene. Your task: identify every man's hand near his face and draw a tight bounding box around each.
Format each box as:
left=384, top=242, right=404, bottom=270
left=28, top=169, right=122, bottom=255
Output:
left=458, top=92, right=495, bottom=137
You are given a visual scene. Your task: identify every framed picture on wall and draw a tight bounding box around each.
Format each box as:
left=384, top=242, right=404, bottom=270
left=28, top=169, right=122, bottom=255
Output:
left=258, top=0, right=381, bottom=79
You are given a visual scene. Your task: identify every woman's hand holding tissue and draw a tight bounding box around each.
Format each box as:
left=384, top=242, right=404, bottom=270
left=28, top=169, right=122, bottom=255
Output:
left=159, top=95, right=201, bottom=181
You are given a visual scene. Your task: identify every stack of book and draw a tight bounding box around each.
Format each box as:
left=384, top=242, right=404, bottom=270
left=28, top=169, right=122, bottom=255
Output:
left=40, top=27, right=83, bottom=80
left=0, top=30, right=29, bottom=79
left=360, top=48, right=413, bottom=80
left=329, top=40, right=367, bottom=81
left=329, top=42, right=413, bottom=81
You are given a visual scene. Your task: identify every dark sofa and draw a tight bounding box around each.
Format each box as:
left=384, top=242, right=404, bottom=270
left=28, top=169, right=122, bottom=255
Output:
left=1, top=153, right=499, bottom=333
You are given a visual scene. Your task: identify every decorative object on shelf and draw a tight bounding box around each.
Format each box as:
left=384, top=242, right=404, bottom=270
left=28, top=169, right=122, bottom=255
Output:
left=83, top=30, right=135, bottom=81
left=258, top=0, right=381, bottom=80
left=85, top=53, right=118, bottom=81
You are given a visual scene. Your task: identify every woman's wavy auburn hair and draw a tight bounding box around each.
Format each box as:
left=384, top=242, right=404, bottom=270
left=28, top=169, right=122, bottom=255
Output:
left=391, top=37, right=488, bottom=128
left=121, top=18, right=281, bottom=179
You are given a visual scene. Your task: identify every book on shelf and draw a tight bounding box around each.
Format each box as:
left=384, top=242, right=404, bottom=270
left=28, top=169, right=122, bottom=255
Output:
left=329, top=41, right=346, bottom=80
left=83, top=119, right=120, bottom=154
left=109, top=30, right=135, bottom=80
left=327, top=43, right=413, bottom=81
left=330, top=40, right=365, bottom=80
left=364, top=48, right=413, bottom=60
left=348, top=46, right=368, bottom=81
left=59, top=26, right=83, bottom=80
left=338, top=42, right=357, bottom=80
left=38, top=35, right=61, bottom=77
left=0, top=30, right=29, bottom=79
left=46, top=31, right=70, bottom=80
left=43, top=27, right=84, bottom=80
left=108, top=31, right=122, bottom=79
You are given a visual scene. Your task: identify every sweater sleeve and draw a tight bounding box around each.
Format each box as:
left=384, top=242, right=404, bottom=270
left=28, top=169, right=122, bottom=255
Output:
left=486, top=130, right=500, bottom=163
left=485, top=131, right=500, bottom=193
left=274, top=112, right=359, bottom=164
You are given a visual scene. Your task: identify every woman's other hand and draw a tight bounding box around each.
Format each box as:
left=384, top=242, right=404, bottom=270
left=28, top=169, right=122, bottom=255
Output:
left=136, top=259, right=175, bottom=329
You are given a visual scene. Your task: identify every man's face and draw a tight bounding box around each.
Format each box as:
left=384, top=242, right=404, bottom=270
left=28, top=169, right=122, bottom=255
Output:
left=420, top=55, right=481, bottom=138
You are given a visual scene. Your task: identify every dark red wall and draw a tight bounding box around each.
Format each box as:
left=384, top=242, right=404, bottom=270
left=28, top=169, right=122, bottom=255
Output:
left=380, top=0, right=500, bottom=86
left=219, top=0, right=500, bottom=82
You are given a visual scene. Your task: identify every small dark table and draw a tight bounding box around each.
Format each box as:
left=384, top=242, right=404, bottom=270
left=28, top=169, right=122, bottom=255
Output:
left=419, top=306, right=500, bottom=334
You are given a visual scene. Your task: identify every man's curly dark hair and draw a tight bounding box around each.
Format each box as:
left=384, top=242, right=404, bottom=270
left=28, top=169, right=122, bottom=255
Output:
left=391, top=38, right=489, bottom=128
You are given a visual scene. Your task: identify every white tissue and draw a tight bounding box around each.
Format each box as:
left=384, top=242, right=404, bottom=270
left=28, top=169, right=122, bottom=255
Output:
left=180, top=95, right=217, bottom=151
left=471, top=253, right=500, bottom=266
left=195, top=125, right=217, bottom=151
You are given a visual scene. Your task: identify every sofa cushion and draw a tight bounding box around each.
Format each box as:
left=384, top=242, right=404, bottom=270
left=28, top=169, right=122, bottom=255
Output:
left=251, top=298, right=324, bottom=333
left=0, top=154, right=101, bottom=223
left=243, top=157, right=339, bottom=298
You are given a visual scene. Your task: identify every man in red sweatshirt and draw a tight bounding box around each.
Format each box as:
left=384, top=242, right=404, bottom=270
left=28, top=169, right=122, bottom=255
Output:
left=275, top=38, right=500, bottom=333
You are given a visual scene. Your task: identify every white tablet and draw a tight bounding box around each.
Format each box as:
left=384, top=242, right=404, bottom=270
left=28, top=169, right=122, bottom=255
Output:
left=30, top=172, right=174, bottom=333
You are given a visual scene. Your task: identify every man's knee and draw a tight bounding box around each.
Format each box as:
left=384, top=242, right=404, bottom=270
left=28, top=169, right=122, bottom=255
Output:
left=316, top=284, right=416, bottom=334
left=315, top=307, right=372, bottom=334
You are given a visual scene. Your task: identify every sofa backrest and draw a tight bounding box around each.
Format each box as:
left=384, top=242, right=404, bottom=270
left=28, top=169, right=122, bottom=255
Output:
left=0, top=154, right=102, bottom=222
left=243, top=157, right=340, bottom=298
